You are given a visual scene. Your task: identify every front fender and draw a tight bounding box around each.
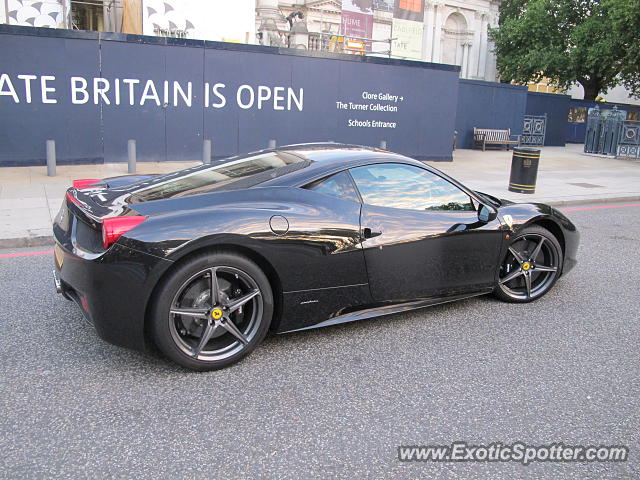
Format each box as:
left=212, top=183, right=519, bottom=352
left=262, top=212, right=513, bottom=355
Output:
left=497, top=203, right=579, bottom=275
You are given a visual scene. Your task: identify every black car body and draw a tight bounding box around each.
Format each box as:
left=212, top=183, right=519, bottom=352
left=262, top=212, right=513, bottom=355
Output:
left=53, top=144, right=578, bottom=369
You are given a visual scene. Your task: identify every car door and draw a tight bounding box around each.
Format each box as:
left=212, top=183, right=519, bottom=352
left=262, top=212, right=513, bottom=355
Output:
left=349, top=162, right=504, bottom=302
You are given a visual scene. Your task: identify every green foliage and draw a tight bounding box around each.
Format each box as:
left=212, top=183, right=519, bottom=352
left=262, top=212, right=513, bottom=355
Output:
left=490, top=0, right=640, bottom=100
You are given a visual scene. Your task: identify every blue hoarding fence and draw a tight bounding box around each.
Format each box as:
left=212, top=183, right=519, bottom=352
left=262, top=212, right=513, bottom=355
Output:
left=525, top=91, right=571, bottom=146
left=455, top=79, right=528, bottom=149
left=0, top=24, right=460, bottom=166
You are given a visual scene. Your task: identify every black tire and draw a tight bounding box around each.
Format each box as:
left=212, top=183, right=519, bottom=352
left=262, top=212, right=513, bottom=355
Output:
left=493, top=225, right=563, bottom=303
left=150, top=251, right=273, bottom=371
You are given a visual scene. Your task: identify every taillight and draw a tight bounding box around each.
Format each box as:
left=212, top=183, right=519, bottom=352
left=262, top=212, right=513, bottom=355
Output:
left=73, top=179, right=101, bottom=189
left=102, top=216, right=147, bottom=249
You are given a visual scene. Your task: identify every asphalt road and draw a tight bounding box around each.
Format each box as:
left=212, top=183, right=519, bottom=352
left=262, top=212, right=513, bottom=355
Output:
left=1, top=203, right=638, bottom=479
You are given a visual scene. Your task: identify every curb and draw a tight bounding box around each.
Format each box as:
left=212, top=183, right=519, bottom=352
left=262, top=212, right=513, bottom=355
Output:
left=545, top=195, right=640, bottom=208
left=1, top=195, right=639, bottom=250
left=0, top=235, right=55, bottom=249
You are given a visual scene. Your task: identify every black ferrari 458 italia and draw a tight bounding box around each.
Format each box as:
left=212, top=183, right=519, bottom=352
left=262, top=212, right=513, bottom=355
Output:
left=53, top=144, right=579, bottom=370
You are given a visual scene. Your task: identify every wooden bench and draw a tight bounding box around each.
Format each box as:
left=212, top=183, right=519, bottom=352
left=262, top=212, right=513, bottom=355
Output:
left=473, top=128, right=520, bottom=151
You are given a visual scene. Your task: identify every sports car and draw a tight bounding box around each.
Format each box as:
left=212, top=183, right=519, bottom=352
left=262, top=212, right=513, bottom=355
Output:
left=53, top=143, right=579, bottom=370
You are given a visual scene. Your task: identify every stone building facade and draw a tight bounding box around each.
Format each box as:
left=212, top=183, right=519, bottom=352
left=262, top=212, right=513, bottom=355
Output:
left=0, top=1, right=501, bottom=81
left=256, top=0, right=501, bottom=82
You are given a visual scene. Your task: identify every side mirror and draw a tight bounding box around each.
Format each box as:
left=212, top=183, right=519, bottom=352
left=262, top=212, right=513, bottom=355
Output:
left=478, top=204, right=497, bottom=223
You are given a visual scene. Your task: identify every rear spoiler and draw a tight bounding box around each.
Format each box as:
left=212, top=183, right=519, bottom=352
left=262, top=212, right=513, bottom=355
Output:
left=65, top=188, right=131, bottom=227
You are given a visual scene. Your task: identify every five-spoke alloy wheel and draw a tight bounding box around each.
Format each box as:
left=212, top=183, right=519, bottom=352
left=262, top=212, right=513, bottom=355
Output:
left=494, top=226, right=563, bottom=303
left=151, top=251, right=273, bottom=371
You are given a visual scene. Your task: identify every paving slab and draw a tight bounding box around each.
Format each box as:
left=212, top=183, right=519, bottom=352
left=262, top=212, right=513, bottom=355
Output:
left=431, top=144, right=640, bottom=206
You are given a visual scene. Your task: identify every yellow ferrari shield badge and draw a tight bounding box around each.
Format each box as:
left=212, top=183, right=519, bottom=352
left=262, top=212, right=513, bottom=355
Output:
left=503, top=214, right=514, bottom=229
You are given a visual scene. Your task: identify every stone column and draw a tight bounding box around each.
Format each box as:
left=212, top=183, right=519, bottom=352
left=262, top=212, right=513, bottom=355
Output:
left=484, top=12, right=499, bottom=81
left=470, top=11, right=483, bottom=78
left=423, top=4, right=434, bottom=62
left=478, top=13, right=488, bottom=80
left=461, top=42, right=469, bottom=78
left=432, top=2, right=444, bottom=63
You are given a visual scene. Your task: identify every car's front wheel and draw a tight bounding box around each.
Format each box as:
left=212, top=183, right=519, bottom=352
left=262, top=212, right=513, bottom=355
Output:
left=151, top=251, right=273, bottom=371
left=494, top=225, right=563, bottom=303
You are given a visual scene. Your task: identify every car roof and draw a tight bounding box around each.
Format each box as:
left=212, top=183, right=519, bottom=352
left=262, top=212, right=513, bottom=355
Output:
left=115, top=142, right=478, bottom=208
left=273, top=142, right=410, bottom=163
left=260, top=142, right=428, bottom=187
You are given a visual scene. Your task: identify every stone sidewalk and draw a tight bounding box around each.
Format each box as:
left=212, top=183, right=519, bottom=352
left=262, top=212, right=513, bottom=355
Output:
left=1, top=143, right=639, bottom=247
left=443, top=143, right=640, bottom=206
left=0, top=161, right=194, bottom=247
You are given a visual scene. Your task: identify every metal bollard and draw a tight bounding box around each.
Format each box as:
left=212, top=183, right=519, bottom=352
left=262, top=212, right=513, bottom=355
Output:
left=46, top=140, right=56, bottom=177
left=268, top=139, right=276, bottom=149
left=380, top=140, right=387, bottom=150
left=127, top=139, right=136, bottom=174
left=203, top=139, right=212, bottom=164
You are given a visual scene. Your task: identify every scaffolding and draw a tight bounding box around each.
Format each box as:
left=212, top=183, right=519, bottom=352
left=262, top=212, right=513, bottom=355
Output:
left=308, top=32, right=395, bottom=57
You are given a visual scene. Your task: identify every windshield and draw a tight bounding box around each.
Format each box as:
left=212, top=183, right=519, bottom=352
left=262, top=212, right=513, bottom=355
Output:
left=128, top=151, right=308, bottom=203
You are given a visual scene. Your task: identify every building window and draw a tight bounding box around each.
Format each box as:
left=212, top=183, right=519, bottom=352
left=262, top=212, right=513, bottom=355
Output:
left=373, top=0, right=394, bottom=12
left=398, top=0, right=421, bottom=13
left=71, top=1, right=104, bottom=31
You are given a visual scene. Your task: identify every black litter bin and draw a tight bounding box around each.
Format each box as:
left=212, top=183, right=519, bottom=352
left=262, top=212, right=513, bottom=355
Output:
left=508, top=147, right=540, bottom=194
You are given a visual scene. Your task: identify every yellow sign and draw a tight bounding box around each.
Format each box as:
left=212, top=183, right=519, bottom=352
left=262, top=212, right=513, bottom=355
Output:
left=329, top=35, right=344, bottom=52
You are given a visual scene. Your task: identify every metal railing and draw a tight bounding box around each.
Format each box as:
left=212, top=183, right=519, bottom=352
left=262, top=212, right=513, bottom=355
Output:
left=584, top=106, right=626, bottom=156
left=617, top=120, right=640, bottom=159
left=307, top=32, right=394, bottom=57
left=520, top=114, right=547, bottom=147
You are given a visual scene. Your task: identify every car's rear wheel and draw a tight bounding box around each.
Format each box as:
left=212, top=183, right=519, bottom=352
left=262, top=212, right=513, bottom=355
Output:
left=494, top=225, right=562, bottom=303
left=150, top=251, right=273, bottom=371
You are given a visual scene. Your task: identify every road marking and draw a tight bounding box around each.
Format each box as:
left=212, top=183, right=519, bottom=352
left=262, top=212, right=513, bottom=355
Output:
left=561, top=204, right=640, bottom=212
left=0, top=250, right=53, bottom=258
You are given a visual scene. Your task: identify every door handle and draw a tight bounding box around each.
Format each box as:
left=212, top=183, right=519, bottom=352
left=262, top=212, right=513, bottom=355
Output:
left=363, top=227, right=382, bottom=239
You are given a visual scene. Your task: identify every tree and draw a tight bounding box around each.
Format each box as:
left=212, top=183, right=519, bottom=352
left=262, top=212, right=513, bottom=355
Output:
left=489, top=0, right=640, bottom=101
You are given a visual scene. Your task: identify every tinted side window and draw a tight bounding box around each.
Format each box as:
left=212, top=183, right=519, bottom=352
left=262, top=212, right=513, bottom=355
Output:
left=349, top=163, right=474, bottom=211
left=305, top=171, right=361, bottom=203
